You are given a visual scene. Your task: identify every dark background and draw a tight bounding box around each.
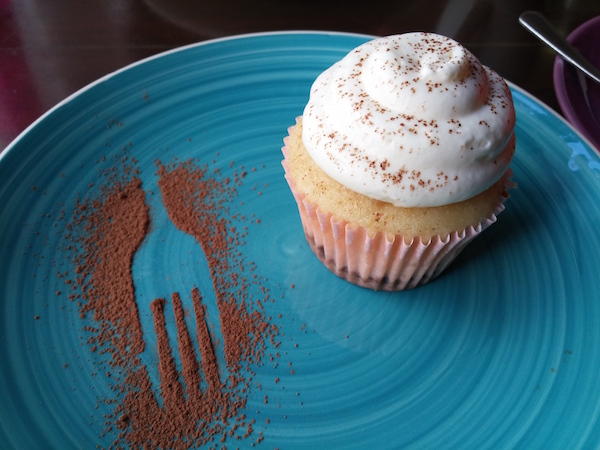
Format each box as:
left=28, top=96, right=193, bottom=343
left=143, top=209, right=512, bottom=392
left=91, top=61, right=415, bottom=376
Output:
left=2, top=0, right=600, bottom=149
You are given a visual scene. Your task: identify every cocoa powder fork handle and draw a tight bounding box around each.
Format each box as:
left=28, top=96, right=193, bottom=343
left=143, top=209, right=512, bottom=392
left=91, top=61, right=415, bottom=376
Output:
left=519, top=11, right=600, bottom=85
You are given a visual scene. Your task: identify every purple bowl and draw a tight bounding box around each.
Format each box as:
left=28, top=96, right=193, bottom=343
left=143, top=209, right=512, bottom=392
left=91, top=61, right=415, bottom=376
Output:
left=553, top=15, right=600, bottom=153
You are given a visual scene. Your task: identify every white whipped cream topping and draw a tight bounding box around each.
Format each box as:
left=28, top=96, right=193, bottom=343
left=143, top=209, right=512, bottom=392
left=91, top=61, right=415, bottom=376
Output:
left=302, top=32, right=516, bottom=207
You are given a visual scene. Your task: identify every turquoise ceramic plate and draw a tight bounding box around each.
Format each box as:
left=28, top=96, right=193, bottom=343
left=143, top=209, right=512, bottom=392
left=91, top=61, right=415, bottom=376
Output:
left=2, top=32, right=600, bottom=449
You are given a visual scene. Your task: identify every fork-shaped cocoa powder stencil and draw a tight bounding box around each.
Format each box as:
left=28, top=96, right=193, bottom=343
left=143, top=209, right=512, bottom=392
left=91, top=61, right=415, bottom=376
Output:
left=63, top=153, right=278, bottom=448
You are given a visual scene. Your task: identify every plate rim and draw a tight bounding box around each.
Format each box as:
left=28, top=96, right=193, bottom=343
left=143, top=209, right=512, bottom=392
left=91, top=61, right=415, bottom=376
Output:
left=0, top=30, right=373, bottom=161
left=2, top=29, right=600, bottom=448
left=2, top=30, right=597, bottom=163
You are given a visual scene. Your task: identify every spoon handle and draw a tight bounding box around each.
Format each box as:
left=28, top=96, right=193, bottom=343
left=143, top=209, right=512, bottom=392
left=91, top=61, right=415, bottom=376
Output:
left=519, top=11, right=600, bottom=85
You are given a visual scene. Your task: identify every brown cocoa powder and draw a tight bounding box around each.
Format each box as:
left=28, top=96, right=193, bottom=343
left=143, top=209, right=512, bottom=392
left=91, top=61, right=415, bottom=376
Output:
left=157, top=162, right=276, bottom=376
left=62, top=153, right=279, bottom=448
left=67, top=173, right=149, bottom=367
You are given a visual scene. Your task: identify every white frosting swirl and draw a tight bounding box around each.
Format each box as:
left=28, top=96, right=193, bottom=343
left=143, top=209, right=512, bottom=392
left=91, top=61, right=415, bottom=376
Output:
left=302, top=33, right=516, bottom=207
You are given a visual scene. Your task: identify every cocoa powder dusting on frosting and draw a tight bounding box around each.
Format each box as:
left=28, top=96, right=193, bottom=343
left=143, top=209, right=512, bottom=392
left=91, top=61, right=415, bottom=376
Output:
left=62, top=152, right=279, bottom=448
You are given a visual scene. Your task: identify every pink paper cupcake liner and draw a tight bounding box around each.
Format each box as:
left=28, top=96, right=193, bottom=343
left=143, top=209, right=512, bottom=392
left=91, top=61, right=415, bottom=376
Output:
left=282, top=121, right=512, bottom=291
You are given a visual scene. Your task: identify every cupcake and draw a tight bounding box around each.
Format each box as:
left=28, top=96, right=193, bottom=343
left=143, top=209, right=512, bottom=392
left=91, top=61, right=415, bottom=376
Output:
left=282, top=32, right=516, bottom=290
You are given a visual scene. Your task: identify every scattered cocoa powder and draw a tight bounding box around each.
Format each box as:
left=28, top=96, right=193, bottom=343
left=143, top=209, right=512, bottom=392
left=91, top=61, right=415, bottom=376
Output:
left=61, top=151, right=280, bottom=448
left=67, top=175, right=149, bottom=366
left=157, top=161, right=276, bottom=377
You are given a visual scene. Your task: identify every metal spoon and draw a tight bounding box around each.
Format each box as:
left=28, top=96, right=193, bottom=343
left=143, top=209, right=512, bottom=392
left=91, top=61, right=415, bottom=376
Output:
left=519, top=11, right=600, bottom=85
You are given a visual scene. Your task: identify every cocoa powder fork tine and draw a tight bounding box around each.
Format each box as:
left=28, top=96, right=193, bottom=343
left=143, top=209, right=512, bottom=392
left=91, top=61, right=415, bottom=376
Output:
left=170, top=292, right=203, bottom=401
left=150, top=298, right=186, bottom=414
left=191, top=287, right=222, bottom=391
